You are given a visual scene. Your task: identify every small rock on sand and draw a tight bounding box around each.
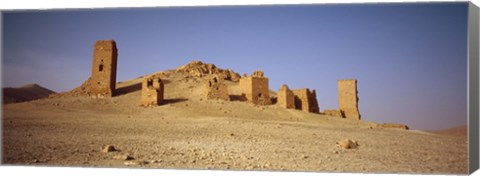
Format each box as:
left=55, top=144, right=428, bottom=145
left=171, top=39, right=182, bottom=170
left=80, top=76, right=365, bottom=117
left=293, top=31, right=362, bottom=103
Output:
left=101, top=145, right=116, bottom=153
left=336, top=139, right=359, bottom=149
left=113, top=154, right=134, bottom=160
left=124, top=160, right=148, bottom=166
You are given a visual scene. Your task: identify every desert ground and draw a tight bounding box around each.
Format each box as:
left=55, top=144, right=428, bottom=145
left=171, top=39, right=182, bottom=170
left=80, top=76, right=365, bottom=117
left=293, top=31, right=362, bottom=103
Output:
left=2, top=68, right=468, bottom=174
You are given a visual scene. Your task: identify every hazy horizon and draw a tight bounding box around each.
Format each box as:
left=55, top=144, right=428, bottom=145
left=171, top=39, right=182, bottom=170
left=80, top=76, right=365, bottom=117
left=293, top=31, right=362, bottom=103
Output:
left=2, top=3, right=469, bottom=130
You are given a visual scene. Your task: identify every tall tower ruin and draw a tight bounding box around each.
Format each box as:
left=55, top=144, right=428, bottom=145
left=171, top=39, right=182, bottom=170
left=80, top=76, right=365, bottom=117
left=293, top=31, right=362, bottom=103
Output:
left=338, top=79, right=361, bottom=120
left=90, top=40, right=118, bottom=97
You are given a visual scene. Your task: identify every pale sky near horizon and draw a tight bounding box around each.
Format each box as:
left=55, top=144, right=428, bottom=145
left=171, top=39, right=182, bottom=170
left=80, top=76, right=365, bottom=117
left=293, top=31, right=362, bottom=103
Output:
left=2, top=3, right=469, bottom=130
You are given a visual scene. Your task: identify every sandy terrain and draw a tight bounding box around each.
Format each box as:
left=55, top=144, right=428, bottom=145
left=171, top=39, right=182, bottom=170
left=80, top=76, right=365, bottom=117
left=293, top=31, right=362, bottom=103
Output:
left=430, top=125, right=468, bottom=138
left=2, top=69, right=468, bottom=174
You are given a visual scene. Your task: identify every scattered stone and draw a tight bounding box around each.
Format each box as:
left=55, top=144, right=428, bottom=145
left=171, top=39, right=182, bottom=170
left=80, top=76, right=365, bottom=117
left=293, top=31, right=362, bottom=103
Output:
left=336, top=139, right=359, bottom=149
left=113, top=154, right=134, bottom=160
left=124, top=160, right=148, bottom=166
left=101, top=145, right=116, bottom=153
left=377, top=123, right=409, bottom=130
left=175, top=61, right=241, bottom=82
left=150, top=159, right=162, bottom=164
left=323, top=109, right=345, bottom=118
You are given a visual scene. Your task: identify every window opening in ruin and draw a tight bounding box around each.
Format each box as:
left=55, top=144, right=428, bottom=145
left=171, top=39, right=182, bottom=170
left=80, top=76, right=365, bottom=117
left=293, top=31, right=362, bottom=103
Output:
left=258, top=93, right=263, bottom=97
left=213, top=77, right=218, bottom=83
left=147, top=79, right=153, bottom=88
left=99, top=64, right=104, bottom=72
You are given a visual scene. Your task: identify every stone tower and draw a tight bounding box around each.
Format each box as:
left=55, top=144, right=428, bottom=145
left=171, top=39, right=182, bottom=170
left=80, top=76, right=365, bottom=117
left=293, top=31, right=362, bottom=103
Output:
left=239, top=70, right=271, bottom=105
left=90, top=40, right=118, bottom=97
left=338, top=79, right=361, bottom=120
left=140, top=75, right=164, bottom=106
left=277, top=84, right=295, bottom=109
left=292, top=88, right=319, bottom=113
left=205, top=76, right=230, bottom=101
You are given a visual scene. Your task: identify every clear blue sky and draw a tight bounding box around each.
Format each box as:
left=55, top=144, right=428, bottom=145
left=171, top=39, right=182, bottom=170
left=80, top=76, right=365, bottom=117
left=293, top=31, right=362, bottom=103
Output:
left=2, top=3, right=468, bottom=130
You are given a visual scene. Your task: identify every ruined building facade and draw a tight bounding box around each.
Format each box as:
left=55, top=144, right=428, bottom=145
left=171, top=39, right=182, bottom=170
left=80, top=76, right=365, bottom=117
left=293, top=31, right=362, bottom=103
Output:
left=89, top=40, right=118, bottom=97
left=140, top=75, right=164, bottom=106
left=338, top=79, right=361, bottom=120
left=205, top=76, right=230, bottom=101
left=239, top=70, right=271, bottom=105
left=277, top=84, right=295, bottom=109
left=292, top=88, right=320, bottom=113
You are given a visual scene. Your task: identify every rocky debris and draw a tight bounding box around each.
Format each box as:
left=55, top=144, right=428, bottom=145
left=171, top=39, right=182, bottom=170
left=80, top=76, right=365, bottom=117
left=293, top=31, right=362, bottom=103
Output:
left=176, top=61, right=241, bottom=82
left=113, top=154, right=134, bottom=160
left=336, top=139, right=359, bottom=149
left=323, top=109, right=344, bottom=118
left=101, top=145, right=116, bottom=153
left=124, top=160, right=149, bottom=166
left=377, top=123, right=409, bottom=130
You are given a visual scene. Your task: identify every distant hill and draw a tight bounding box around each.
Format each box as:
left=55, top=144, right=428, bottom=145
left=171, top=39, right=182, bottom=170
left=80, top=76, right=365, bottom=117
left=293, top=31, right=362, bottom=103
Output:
left=430, top=124, right=467, bottom=137
left=3, top=84, right=56, bottom=104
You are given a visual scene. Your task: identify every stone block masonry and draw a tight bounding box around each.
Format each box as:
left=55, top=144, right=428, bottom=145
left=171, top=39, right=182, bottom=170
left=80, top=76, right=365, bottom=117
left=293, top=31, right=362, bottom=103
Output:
left=140, top=75, right=164, bottom=106
left=205, top=76, right=230, bottom=101
left=277, top=84, right=295, bottom=109
left=292, top=88, right=319, bottom=113
left=89, top=40, right=118, bottom=97
left=338, top=79, right=361, bottom=120
left=239, top=70, right=271, bottom=105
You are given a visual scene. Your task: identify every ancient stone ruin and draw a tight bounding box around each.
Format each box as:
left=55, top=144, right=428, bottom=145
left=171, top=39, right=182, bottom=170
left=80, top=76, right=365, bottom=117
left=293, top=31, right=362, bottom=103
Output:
left=292, top=88, right=320, bottom=113
left=140, top=75, right=164, bottom=106
left=277, top=84, right=295, bottom=109
left=88, top=40, right=118, bottom=97
left=52, top=40, right=118, bottom=98
left=204, top=76, right=230, bottom=101
left=239, top=70, right=271, bottom=105
left=323, top=109, right=344, bottom=117
left=338, top=79, right=361, bottom=120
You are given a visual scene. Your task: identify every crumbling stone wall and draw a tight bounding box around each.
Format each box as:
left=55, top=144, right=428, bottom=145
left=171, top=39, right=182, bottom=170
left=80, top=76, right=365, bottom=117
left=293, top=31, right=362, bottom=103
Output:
left=52, top=40, right=119, bottom=98
left=292, top=88, right=319, bottom=113
left=338, top=79, right=361, bottom=120
left=205, top=76, right=230, bottom=101
left=89, top=40, right=118, bottom=97
left=140, top=76, right=164, bottom=106
left=277, top=84, right=295, bottom=109
left=323, top=109, right=344, bottom=117
left=239, top=70, right=271, bottom=105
